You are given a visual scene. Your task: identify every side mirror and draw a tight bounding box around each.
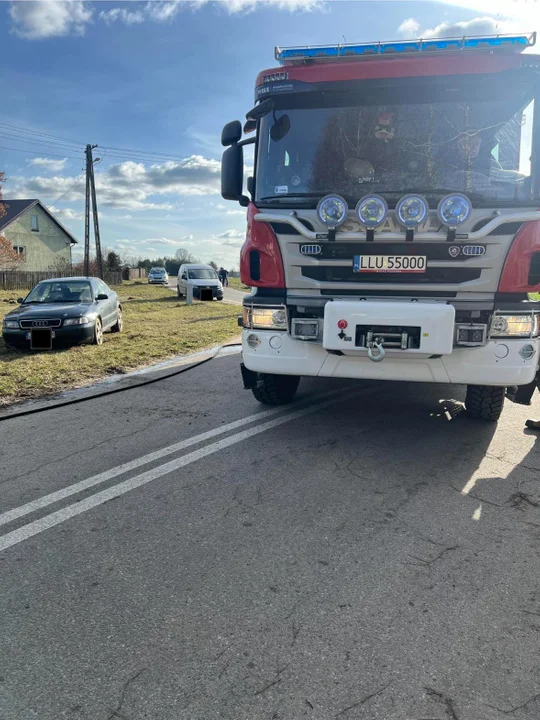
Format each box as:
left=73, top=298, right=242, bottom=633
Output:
left=245, top=98, right=274, bottom=122
left=247, top=176, right=254, bottom=197
left=222, top=144, right=249, bottom=206
left=270, top=114, right=290, bottom=142
left=96, top=293, right=108, bottom=300
left=17, top=297, right=24, bottom=304
left=221, top=120, right=242, bottom=147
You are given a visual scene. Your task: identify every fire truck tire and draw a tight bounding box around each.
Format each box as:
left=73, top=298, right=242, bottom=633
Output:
left=251, top=373, right=300, bottom=405
left=465, top=385, right=505, bottom=421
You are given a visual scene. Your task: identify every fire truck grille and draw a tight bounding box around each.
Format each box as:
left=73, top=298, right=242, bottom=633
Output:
left=301, top=266, right=482, bottom=284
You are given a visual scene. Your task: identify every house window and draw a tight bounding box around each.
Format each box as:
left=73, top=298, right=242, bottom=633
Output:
left=31, top=215, right=39, bottom=232
left=13, top=246, right=25, bottom=261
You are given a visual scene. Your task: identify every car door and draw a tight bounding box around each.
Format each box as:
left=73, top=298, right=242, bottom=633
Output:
left=98, top=281, right=116, bottom=328
left=180, top=269, right=188, bottom=294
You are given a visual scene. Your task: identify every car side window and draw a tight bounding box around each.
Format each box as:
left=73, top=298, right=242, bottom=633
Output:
left=98, top=281, right=109, bottom=297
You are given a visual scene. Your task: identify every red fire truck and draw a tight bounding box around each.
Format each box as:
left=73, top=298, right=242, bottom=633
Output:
left=221, top=33, right=540, bottom=421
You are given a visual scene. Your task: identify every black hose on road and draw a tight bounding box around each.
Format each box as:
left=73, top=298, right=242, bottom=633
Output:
left=0, top=343, right=241, bottom=423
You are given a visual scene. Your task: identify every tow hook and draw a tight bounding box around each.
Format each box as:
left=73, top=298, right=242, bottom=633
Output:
left=367, top=337, right=386, bottom=363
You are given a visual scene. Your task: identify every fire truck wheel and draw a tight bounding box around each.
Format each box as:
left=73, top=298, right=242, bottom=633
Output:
left=251, top=373, right=300, bottom=405
left=465, top=385, right=505, bottom=421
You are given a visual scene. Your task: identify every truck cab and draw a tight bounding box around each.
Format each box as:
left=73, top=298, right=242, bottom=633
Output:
left=221, top=33, right=540, bottom=420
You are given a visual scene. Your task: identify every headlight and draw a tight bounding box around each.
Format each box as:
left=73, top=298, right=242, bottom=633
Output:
left=244, top=306, right=287, bottom=330
left=3, top=319, right=19, bottom=329
left=396, top=194, right=429, bottom=228
left=317, top=195, right=348, bottom=227
left=64, top=316, right=92, bottom=326
left=491, top=314, right=536, bottom=337
left=437, top=194, right=472, bottom=228
left=356, top=195, right=388, bottom=229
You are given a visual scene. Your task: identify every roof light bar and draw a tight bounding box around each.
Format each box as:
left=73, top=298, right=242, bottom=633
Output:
left=275, top=32, right=536, bottom=65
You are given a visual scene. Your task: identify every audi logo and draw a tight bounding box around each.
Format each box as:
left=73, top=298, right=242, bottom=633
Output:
left=32, top=321, right=47, bottom=327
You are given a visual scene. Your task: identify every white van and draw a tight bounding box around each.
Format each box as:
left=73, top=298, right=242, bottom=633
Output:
left=177, top=264, right=224, bottom=301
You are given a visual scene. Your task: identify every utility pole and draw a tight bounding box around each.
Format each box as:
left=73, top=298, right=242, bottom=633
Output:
left=84, top=145, right=91, bottom=277
left=83, top=144, right=103, bottom=279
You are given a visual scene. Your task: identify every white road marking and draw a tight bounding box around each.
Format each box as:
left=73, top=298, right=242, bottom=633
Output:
left=0, top=387, right=376, bottom=552
left=472, top=505, right=482, bottom=521
left=0, top=387, right=349, bottom=528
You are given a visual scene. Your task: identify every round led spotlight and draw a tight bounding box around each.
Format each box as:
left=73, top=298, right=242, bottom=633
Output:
left=356, top=195, right=388, bottom=229
left=396, top=194, right=429, bottom=229
left=437, top=194, right=472, bottom=228
left=317, top=194, right=348, bottom=227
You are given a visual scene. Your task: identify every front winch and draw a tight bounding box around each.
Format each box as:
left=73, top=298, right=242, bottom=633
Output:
left=367, top=337, right=386, bottom=362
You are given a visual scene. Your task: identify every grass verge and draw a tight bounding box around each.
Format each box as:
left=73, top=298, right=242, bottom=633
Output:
left=228, top=277, right=251, bottom=292
left=0, top=282, right=240, bottom=405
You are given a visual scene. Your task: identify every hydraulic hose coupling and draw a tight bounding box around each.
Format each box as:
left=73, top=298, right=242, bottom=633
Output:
left=367, top=338, right=386, bottom=363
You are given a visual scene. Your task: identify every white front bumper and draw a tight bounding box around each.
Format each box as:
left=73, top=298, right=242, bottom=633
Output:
left=243, top=299, right=539, bottom=387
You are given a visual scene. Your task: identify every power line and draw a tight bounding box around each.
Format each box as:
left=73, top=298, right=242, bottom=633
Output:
left=0, top=122, right=84, bottom=148
left=0, top=121, right=189, bottom=164
left=98, top=144, right=189, bottom=161
left=0, top=130, right=84, bottom=153
left=47, top=172, right=86, bottom=208
left=0, top=144, right=82, bottom=160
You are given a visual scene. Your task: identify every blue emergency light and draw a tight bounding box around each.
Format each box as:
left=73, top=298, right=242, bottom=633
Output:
left=275, top=33, right=536, bottom=64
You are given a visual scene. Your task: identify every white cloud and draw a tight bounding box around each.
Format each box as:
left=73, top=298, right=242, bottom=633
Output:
left=99, top=7, right=144, bottom=25
left=28, top=157, right=68, bottom=173
left=226, top=209, right=246, bottom=216
left=48, top=206, right=85, bottom=221
left=217, top=229, right=244, bottom=239
left=9, top=0, right=93, bottom=39
left=215, top=228, right=245, bottom=247
left=138, top=236, right=194, bottom=246
left=397, top=18, right=420, bottom=38
left=8, top=154, right=221, bottom=211
left=115, top=236, right=194, bottom=248
left=9, top=0, right=325, bottom=38
left=419, top=16, right=518, bottom=39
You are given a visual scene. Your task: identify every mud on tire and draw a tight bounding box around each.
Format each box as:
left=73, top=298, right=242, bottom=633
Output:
left=465, top=385, right=505, bottom=422
left=251, top=373, right=300, bottom=406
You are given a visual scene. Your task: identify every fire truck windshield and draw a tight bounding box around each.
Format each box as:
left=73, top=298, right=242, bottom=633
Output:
left=255, top=75, right=538, bottom=207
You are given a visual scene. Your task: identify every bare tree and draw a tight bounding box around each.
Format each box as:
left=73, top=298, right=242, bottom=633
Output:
left=0, top=171, right=7, bottom=222
left=0, top=235, right=24, bottom=271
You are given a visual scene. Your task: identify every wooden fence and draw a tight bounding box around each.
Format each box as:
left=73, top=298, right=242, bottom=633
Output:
left=0, top=271, right=123, bottom=291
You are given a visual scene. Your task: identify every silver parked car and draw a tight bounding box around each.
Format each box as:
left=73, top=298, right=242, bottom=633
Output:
left=148, top=267, right=169, bottom=285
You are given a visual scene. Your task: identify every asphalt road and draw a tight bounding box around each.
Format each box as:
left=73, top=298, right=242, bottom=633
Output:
left=1, top=353, right=540, bottom=720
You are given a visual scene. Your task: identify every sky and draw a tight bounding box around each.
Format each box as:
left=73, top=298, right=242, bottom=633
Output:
left=1, top=0, right=539, bottom=268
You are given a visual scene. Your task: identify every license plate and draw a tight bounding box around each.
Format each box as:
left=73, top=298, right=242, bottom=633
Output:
left=353, top=255, right=427, bottom=273
left=27, top=330, right=55, bottom=348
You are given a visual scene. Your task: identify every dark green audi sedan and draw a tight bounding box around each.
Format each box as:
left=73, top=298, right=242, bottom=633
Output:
left=2, top=277, right=123, bottom=351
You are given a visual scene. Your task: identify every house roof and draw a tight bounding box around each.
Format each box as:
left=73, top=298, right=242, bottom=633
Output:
left=0, top=199, right=79, bottom=244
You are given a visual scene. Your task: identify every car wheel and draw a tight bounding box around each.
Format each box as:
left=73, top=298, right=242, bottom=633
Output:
left=111, top=308, right=123, bottom=333
left=216, top=296, right=223, bottom=301
left=177, top=286, right=183, bottom=298
left=93, top=318, right=104, bottom=345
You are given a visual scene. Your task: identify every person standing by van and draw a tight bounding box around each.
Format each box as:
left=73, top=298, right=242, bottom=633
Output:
left=218, top=267, right=229, bottom=287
